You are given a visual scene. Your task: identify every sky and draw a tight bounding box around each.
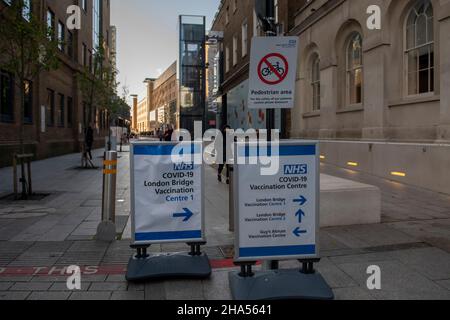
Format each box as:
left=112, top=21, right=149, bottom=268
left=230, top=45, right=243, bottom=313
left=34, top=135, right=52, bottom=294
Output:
left=111, top=0, right=221, bottom=104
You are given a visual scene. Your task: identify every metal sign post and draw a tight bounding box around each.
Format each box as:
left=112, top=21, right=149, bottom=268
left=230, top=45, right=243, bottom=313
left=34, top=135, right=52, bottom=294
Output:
left=126, top=141, right=211, bottom=282
left=228, top=140, right=334, bottom=300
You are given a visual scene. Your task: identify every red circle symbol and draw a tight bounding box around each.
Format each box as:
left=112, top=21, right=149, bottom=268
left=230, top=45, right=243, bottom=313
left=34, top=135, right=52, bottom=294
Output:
left=257, top=53, right=289, bottom=85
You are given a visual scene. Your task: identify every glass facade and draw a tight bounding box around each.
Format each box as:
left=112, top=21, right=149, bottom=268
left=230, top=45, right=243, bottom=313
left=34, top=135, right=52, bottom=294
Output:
left=178, top=15, right=206, bottom=134
left=93, top=0, right=102, bottom=51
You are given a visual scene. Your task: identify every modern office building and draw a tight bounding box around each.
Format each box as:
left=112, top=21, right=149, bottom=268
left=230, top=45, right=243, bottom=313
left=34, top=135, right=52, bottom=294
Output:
left=136, top=96, right=150, bottom=134
left=178, top=15, right=206, bottom=134
left=153, top=62, right=178, bottom=130
left=0, top=0, right=114, bottom=167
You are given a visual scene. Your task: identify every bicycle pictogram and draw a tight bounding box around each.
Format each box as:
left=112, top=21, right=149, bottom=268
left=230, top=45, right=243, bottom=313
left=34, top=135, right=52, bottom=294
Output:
left=257, top=53, right=289, bottom=85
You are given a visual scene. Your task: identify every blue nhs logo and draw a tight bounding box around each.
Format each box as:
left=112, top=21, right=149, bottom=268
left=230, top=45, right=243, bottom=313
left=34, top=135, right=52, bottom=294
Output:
left=174, top=162, right=194, bottom=171
left=284, top=164, right=308, bottom=175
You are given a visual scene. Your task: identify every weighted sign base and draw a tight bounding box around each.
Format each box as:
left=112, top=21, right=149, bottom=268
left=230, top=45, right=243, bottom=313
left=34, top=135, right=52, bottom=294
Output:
left=228, top=269, right=334, bottom=300
left=126, top=252, right=212, bottom=282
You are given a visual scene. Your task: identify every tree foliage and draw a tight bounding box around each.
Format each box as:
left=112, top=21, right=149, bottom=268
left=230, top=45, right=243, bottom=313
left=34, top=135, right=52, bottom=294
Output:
left=77, top=41, right=130, bottom=129
left=0, top=0, right=60, bottom=84
left=0, top=0, right=60, bottom=152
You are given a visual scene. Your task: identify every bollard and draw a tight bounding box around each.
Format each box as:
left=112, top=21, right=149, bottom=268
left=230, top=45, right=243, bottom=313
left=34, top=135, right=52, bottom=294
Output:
left=96, top=151, right=117, bottom=241
left=229, top=165, right=234, bottom=232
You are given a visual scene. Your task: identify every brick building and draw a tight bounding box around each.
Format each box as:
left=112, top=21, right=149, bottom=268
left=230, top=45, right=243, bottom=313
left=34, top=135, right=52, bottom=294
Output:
left=0, top=0, right=114, bottom=167
left=210, top=0, right=306, bottom=132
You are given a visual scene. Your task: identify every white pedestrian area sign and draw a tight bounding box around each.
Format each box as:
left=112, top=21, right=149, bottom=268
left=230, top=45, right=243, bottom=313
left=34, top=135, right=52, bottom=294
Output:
left=130, top=141, right=204, bottom=245
left=248, top=36, right=299, bottom=109
left=233, top=141, right=319, bottom=262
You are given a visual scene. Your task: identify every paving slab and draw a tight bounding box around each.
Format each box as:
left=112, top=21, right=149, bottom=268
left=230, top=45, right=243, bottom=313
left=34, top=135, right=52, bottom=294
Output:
left=49, top=282, right=91, bottom=292
left=27, top=291, right=71, bottom=300
left=89, top=282, right=128, bottom=291
left=0, top=291, right=31, bottom=300
left=333, top=287, right=375, bottom=300
left=10, top=282, right=52, bottom=291
left=164, top=280, right=205, bottom=300
left=202, top=270, right=233, bottom=300
left=69, top=291, right=112, bottom=300
left=388, top=247, right=450, bottom=281
left=144, top=282, right=166, bottom=300
left=111, top=291, right=145, bottom=300
left=336, top=260, right=450, bottom=300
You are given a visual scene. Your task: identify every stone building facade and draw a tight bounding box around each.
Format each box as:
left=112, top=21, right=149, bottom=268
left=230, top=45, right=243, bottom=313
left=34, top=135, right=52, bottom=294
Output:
left=0, top=0, right=113, bottom=167
left=210, top=0, right=450, bottom=193
left=290, top=0, right=450, bottom=194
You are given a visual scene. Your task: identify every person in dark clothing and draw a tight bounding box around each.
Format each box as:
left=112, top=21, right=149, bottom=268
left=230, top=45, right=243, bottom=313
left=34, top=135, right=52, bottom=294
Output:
left=85, top=125, right=94, bottom=160
left=164, top=125, right=174, bottom=142
left=218, top=125, right=231, bottom=184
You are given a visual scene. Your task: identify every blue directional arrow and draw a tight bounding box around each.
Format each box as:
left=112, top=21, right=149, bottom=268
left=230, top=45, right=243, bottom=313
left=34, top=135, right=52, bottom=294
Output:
left=293, top=196, right=307, bottom=206
left=173, top=208, right=194, bottom=222
left=293, top=227, right=307, bottom=237
left=295, top=209, right=306, bottom=223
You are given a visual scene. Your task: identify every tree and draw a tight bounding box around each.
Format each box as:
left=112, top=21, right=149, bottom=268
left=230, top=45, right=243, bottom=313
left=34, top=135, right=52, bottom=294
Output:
left=0, top=0, right=60, bottom=153
left=78, top=41, right=130, bottom=151
left=0, top=0, right=60, bottom=198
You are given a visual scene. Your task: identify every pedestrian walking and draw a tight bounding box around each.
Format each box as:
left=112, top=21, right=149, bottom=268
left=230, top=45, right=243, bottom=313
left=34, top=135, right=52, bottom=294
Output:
left=217, top=125, right=231, bottom=184
left=164, top=125, right=174, bottom=142
left=85, top=124, right=94, bottom=160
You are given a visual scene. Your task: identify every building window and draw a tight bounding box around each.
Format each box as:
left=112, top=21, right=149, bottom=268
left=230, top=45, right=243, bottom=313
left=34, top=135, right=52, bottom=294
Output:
left=93, top=0, right=102, bottom=51
left=311, top=54, right=320, bottom=111
left=22, top=0, right=31, bottom=21
left=46, top=89, right=54, bottom=127
left=405, top=0, right=434, bottom=95
left=225, top=6, right=229, bottom=25
left=233, top=35, right=238, bottom=66
left=47, top=9, right=55, bottom=39
left=0, top=70, right=14, bottom=123
left=82, top=43, right=87, bottom=66
left=23, top=80, right=33, bottom=124
left=242, top=22, right=248, bottom=57
left=346, top=32, right=363, bottom=105
left=67, top=31, right=74, bottom=59
left=57, top=93, right=65, bottom=127
left=82, top=0, right=87, bottom=12
left=274, top=0, right=279, bottom=24
left=225, top=46, right=230, bottom=72
left=58, top=21, right=65, bottom=52
left=67, top=97, right=73, bottom=127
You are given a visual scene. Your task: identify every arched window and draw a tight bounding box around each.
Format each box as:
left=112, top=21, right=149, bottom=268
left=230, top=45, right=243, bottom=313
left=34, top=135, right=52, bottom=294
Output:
left=405, top=0, right=434, bottom=95
left=346, top=33, right=363, bottom=105
left=311, top=54, right=321, bottom=111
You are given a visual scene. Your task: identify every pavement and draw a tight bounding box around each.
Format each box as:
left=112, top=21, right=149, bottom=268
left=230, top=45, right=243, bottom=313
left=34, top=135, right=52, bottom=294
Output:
left=0, top=144, right=449, bottom=300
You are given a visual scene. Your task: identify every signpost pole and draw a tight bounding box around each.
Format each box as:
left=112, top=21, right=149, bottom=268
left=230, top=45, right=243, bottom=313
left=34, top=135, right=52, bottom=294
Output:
left=263, top=0, right=279, bottom=272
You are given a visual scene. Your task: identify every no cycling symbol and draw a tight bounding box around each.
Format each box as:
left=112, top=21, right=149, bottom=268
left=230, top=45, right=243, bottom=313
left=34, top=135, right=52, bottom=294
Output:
left=257, top=53, right=289, bottom=85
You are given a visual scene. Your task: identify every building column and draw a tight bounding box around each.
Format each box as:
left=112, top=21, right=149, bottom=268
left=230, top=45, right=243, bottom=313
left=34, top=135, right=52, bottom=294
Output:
left=361, top=44, right=387, bottom=141
left=437, top=16, right=450, bottom=142
left=319, top=65, right=337, bottom=139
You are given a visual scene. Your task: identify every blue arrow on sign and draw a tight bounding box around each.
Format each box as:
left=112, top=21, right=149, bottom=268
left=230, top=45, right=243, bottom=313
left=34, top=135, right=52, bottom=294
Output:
left=173, top=208, right=194, bottom=222
left=295, top=209, right=306, bottom=223
left=293, top=196, right=307, bottom=206
left=293, top=227, right=307, bottom=237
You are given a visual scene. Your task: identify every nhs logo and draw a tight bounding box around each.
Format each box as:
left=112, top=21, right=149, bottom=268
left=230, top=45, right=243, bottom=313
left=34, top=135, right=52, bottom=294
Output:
left=284, top=164, right=308, bottom=175
left=174, top=162, right=194, bottom=171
